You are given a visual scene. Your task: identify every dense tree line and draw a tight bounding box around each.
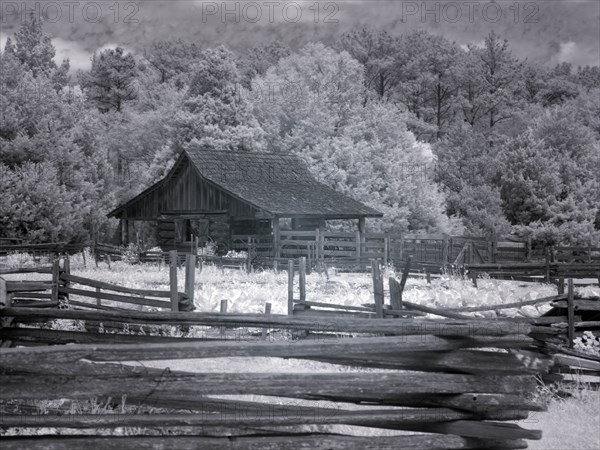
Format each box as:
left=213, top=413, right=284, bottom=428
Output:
left=1, top=18, right=598, bottom=246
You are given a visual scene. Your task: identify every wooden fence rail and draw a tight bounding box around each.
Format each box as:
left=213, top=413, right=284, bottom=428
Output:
left=0, top=307, right=549, bottom=449
left=2, top=238, right=597, bottom=277
left=4, top=270, right=599, bottom=447
left=0, top=253, right=195, bottom=312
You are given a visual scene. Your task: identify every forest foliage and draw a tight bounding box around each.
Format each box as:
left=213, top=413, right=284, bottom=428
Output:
left=1, top=17, right=599, bottom=246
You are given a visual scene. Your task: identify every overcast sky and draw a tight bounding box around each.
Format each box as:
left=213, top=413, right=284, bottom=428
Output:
left=1, top=1, right=598, bottom=71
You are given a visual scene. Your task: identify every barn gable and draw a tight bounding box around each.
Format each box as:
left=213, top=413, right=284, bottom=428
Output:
left=108, top=150, right=382, bottom=220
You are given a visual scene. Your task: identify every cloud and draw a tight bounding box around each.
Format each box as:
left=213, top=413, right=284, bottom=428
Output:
left=52, top=38, right=92, bottom=72
left=547, top=41, right=600, bottom=67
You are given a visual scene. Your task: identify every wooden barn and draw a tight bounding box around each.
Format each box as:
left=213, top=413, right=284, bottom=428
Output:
left=108, top=149, right=382, bottom=254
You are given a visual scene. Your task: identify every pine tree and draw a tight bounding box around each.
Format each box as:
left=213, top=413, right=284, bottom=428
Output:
left=79, top=47, right=138, bottom=112
left=51, top=59, right=71, bottom=92
left=13, top=14, right=57, bottom=77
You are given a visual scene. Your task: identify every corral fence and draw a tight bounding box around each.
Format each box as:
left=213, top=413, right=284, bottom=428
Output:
left=288, top=258, right=599, bottom=343
left=2, top=236, right=598, bottom=282
left=0, top=253, right=194, bottom=313
left=1, top=259, right=599, bottom=447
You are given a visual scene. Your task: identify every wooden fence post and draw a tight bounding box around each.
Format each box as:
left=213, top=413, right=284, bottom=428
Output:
left=398, top=256, right=412, bottom=307
left=355, top=230, right=361, bottom=264
left=261, top=302, right=272, bottom=340
left=246, top=237, right=252, bottom=274
left=544, top=247, right=550, bottom=282
left=371, top=260, right=384, bottom=318
left=51, top=259, right=60, bottom=303
left=471, top=272, right=478, bottom=288
left=91, top=241, right=99, bottom=268
left=287, top=259, right=294, bottom=315
left=487, top=241, right=493, bottom=264
left=0, top=277, right=7, bottom=308
left=389, top=277, right=402, bottom=311
left=558, top=277, right=565, bottom=295
left=299, top=257, right=306, bottom=303
left=441, top=237, right=447, bottom=265
left=567, top=279, right=574, bottom=348
left=63, top=257, right=70, bottom=302
left=426, top=271, right=431, bottom=284
left=220, top=299, right=228, bottom=338
left=319, top=230, right=325, bottom=266
left=398, top=234, right=404, bottom=264
left=96, top=287, right=101, bottom=307
left=273, top=217, right=281, bottom=270
left=383, top=237, right=389, bottom=265
left=315, top=229, right=320, bottom=263
left=169, top=250, right=179, bottom=312
left=185, top=254, right=196, bottom=307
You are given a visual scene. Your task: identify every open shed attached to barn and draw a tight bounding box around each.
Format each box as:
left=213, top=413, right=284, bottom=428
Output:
left=107, top=149, right=382, bottom=255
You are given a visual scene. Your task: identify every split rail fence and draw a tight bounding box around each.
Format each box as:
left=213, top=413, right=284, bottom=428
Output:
left=1, top=305, right=550, bottom=449
left=1, top=258, right=600, bottom=447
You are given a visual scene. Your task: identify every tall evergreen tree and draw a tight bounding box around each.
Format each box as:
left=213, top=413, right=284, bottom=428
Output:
left=13, top=15, right=56, bottom=77
left=79, top=47, right=138, bottom=113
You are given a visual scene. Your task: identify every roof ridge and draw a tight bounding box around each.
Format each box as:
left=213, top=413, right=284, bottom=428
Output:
left=184, top=149, right=299, bottom=158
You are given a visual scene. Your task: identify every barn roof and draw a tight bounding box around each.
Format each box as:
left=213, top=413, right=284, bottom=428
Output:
left=185, top=149, right=381, bottom=218
left=109, top=150, right=382, bottom=219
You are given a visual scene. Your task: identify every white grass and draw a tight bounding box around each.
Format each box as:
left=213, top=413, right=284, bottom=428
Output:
left=39, top=256, right=597, bottom=317
left=515, top=386, right=600, bottom=449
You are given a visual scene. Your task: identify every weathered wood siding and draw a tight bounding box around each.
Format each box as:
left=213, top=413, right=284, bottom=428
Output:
left=119, top=157, right=262, bottom=220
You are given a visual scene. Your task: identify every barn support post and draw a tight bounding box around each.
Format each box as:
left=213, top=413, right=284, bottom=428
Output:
left=355, top=230, right=361, bottom=264
left=272, top=217, right=281, bottom=270
left=358, top=218, right=366, bottom=269
left=169, top=250, right=179, bottom=312
left=120, top=219, right=128, bottom=246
